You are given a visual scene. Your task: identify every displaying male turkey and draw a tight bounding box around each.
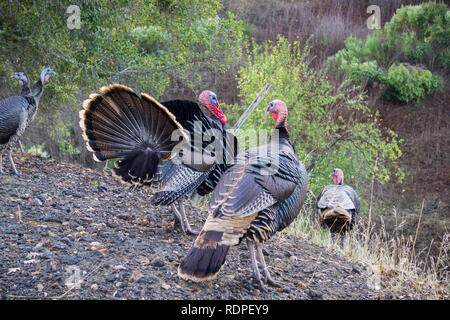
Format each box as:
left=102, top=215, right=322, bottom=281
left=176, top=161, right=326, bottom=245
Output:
left=0, top=68, right=55, bottom=174
left=178, top=100, right=308, bottom=292
left=317, top=168, right=360, bottom=234
left=11, top=72, right=32, bottom=152
left=79, top=84, right=237, bottom=234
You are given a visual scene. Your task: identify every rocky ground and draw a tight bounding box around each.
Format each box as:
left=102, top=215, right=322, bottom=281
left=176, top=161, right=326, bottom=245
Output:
left=0, top=154, right=377, bottom=300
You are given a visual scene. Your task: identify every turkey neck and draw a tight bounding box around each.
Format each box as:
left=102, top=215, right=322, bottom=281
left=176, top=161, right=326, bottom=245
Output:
left=270, top=125, right=295, bottom=152
left=30, top=79, right=44, bottom=103
left=20, top=80, right=31, bottom=96
left=23, top=79, right=43, bottom=120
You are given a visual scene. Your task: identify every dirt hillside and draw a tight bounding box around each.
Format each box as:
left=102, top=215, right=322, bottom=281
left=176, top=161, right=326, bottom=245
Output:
left=0, top=154, right=377, bottom=300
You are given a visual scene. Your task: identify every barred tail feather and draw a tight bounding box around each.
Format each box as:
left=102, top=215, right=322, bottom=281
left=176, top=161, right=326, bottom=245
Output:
left=178, top=231, right=230, bottom=281
left=320, top=207, right=352, bottom=233
left=79, top=84, right=187, bottom=185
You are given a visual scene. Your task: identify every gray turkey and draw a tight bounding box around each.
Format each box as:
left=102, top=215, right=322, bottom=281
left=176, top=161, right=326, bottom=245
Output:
left=178, top=100, right=308, bottom=292
left=79, top=84, right=237, bottom=234
left=0, top=68, right=55, bottom=174
left=12, top=72, right=31, bottom=96
left=11, top=72, right=32, bottom=152
left=317, top=168, right=360, bottom=234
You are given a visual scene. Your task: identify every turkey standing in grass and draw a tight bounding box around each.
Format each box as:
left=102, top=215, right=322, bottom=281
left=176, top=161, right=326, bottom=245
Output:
left=317, top=168, right=360, bottom=234
left=178, top=100, right=308, bottom=292
left=79, top=84, right=237, bottom=234
left=0, top=68, right=55, bottom=174
left=11, top=72, right=32, bottom=152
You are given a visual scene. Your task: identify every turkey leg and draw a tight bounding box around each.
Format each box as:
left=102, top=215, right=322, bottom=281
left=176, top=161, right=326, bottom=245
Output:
left=7, top=150, right=18, bottom=175
left=170, top=203, right=184, bottom=231
left=17, top=140, right=24, bottom=153
left=177, top=199, right=199, bottom=235
left=256, top=242, right=281, bottom=287
left=247, top=239, right=268, bottom=292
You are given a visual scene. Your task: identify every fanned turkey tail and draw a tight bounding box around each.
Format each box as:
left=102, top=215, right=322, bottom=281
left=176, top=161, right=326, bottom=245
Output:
left=79, top=84, right=187, bottom=185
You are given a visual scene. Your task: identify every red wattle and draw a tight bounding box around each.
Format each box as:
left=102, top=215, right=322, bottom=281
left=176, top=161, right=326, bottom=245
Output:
left=272, top=113, right=278, bottom=123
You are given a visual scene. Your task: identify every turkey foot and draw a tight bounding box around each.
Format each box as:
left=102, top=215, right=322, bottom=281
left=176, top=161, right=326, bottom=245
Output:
left=247, top=240, right=269, bottom=292
left=171, top=200, right=199, bottom=235
left=170, top=204, right=184, bottom=230
left=177, top=200, right=199, bottom=235
left=7, top=150, right=19, bottom=175
left=256, top=242, right=281, bottom=288
left=17, top=140, right=24, bottom=153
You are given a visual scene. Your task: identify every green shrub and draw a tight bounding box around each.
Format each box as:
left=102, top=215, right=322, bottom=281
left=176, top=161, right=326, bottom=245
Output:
left=327, top=2, right=448, bottom=104
left=381, top=63, right=441, bottom=104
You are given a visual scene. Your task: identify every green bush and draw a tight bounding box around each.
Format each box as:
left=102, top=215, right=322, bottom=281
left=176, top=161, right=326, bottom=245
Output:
left=327, top=2, right=448, bottom=104
left=381, top=63, right=441, bottom=104
left=0, top=0, right=244, bottom=150
left=225, top=36, right=403, bottom=202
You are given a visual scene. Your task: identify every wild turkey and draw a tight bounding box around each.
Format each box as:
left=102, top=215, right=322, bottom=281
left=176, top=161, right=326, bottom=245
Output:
left=0, top=68, right=55, bottom=174
left=178, top=100, right=308, bottom=292
left=11, top=72, right=32, bottom=152
left=12, top=72, right=31, bottom=96
left=317, top=168, right=360, bottom=234
left=79, top=84, right=237, bottom=234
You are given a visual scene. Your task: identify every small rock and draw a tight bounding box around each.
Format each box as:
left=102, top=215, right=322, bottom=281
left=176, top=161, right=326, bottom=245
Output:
left=37, top=284, right=44, bottom=292
left=44, top=200, right=56, bottom=207
left=151, top=258, right=165, bottom=268
left=308, top=289, right=323, bottom=300
left=161, top=284, right=170, bottom=290
left=243, top=283, right=255, bottom=291
left=52, top=241, right=68, bottom=250
left=29, top=198, right=42, bottom=206
left=289, top=255, right=298, bottom=262
left=106, top=221, right=118, bottom=228
left=80, top=216, right=93, bottom=224
left=51, top=282, right=61, bottom=290
left=40, top=251, right=55, bottom=260
left=90, top=242, right=101, bottom=250
left=352, top=266, right=361, bottom=274
left=252, top=289, right=260, bottom=296
left=91, top=284, right=99, bottom=291
left=106, top=273, right=115, bottom=282
left=60, top=256, right=79, bottom=265
left=118, top=214, right=134, bottom=221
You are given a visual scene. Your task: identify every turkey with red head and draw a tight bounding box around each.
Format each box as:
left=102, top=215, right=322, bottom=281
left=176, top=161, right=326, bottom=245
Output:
left=79, top=85, right=237, bottom=234
left=317, top=168, right=360, bottom=234
left=1, top=68, right=55, bottom=174
left=178, top=99, right=308, bottom=292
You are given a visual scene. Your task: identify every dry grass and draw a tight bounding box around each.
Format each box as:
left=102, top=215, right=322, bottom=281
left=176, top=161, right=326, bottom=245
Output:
left=284, top=192, right=449, bottom=299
